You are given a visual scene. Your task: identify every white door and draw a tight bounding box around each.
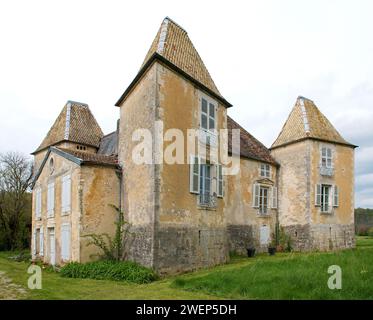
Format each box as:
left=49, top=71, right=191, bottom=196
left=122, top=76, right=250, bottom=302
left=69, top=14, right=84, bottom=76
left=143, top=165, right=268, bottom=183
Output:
left=260, top=225, right=270, bottom=246
left=49, top=228, right=55, bottom=265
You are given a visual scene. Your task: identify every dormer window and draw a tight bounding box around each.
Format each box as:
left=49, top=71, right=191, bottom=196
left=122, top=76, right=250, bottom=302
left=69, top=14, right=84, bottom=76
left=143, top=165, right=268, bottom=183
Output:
left=260, top=163, right=271, bottom=178
left=321, top=147, right=332, bottom=168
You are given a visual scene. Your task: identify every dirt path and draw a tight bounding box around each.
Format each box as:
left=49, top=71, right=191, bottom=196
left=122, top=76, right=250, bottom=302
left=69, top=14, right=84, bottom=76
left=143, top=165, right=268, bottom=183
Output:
left=0, top=271, right=27, bottom=300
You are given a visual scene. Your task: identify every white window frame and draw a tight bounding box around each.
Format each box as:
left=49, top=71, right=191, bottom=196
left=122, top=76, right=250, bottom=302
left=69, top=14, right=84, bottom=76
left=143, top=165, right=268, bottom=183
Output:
left=200, top=96, right=216, bottom=132
left=47, top=182, right=55, bottom=218
left=61, top=223, right=71, bottom=261
left=61, top=174, right=71, bottom=214
left=260, top=163, right=271, bottom=178
left=259, top=186, right=270, bottom=215
left=320, top=184, right=332, bottom=213
left=321, top=147, right=333, bottom=168
left=35, top=187, right=42, bottom=220
left=189, top=155, right=200, bottom=194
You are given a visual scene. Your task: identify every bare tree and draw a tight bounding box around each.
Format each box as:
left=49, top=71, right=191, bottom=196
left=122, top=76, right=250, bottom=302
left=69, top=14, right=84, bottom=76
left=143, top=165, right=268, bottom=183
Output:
left=0, top=152, right=33, bottom=250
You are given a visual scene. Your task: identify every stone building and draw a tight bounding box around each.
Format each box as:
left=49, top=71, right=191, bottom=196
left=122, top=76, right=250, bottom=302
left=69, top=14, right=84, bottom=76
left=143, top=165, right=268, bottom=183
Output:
left=31, top=17, right=356, bottom=273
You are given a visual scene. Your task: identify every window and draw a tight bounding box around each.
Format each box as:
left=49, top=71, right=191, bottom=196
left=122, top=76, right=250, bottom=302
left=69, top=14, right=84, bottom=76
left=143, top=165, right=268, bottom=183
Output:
left=259, top=186, right=269, bottom=214
left=199, top=164, right=212, bottom=206
left=61, top=175, right=71, bottom=214
left=49, top=158, right=54, bottom=174
left=76, top=145, right=87, bottom=151
left=35, top=188, right=42, bottom=219
left=200, top=97, right=215, bottom=131
left=315, top=184, right=335, bottom=213
left=321, top=147, right=332, bottom=168
left=61, top=224, right=71, bottom=261
left=260, top=163, right=271, bottom=178
left=189, top=156, right=222, bottom=206
left=47, top=182, right=55, bottom=217
left=253, top=184, right=277, bottom=213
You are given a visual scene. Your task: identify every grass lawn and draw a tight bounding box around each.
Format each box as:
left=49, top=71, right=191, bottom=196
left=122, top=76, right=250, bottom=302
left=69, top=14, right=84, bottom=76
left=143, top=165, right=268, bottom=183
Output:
left=0, top=236, right=372, bottom=300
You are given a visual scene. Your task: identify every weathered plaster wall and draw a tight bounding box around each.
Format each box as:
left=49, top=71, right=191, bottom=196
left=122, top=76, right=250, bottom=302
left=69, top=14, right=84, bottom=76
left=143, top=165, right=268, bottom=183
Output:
left=31, top=152, right=81, bottom=265
left=79, top=165, right=119, bottom=262
left=226, top=158, right=277, bottom=254
left=271, top=140, right=355, bottom=251
left=309, top=141, right=355, bottom=250
left=153, top=62, right=228, bottom=274
left=117, top=63, right=157, bottom=268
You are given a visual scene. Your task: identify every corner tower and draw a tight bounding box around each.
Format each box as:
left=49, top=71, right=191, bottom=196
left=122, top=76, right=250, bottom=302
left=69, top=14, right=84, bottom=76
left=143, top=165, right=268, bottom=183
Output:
left=271, top=96, right=357, bottom=251
left=115, top=17, right=231, bottom=273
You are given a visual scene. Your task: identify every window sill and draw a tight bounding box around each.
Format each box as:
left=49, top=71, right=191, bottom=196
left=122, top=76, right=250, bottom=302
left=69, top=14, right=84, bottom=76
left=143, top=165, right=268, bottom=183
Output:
left=257, top=213, right=271, bottom=217
left=197, top=205, right=217, bottom=211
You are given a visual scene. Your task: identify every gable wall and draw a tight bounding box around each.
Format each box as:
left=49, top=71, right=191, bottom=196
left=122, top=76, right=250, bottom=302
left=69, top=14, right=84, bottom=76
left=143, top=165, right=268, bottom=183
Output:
left=31, top=152, right=81, bottom=265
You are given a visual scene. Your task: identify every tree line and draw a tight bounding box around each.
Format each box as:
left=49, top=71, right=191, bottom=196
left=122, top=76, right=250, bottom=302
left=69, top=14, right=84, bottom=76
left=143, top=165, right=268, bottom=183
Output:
left=0, top=152, right=32, bottom=251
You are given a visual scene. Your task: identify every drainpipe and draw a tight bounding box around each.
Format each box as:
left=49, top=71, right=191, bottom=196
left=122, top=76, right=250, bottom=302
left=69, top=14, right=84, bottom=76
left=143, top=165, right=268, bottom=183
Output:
left=275, top=163, right=281, bottom=246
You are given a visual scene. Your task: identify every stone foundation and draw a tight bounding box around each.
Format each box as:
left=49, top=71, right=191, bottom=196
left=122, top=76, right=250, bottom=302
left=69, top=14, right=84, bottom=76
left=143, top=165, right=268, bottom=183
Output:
left=282, top=223, right=355, bottom=251
left=227, top=225, right=254, bottom=255
left=153, top=226, right=228, bottom=274
left=127, top=224, right=154, bottom=268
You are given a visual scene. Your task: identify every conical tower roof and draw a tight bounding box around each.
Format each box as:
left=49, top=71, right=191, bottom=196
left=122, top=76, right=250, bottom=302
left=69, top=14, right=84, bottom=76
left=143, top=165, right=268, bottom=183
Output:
left=32, top=101, right=103, bottom=154
left=115, top=17, right=231, bottom=107
left=271, top=96, right=355, bottom=149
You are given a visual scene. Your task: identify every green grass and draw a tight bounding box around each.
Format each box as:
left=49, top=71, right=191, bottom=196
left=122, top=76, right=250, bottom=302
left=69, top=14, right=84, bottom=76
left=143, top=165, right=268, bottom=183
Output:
left=1, top=236, right=373, bottom=300
left=172, top=237, right=373, bottom=300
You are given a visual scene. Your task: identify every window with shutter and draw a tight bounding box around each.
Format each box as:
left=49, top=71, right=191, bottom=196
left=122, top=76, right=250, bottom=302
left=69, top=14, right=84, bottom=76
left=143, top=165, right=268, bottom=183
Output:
left=271, top=186, right=277, bottom=209
left=39, top=226, right=44, bottom=256
left=253, top=184, right=260, bottom=208
left=260, top=163, right=271, bottom=178
left=35, top=188, right=42, bottom=219
left=333, top=185, right=339, bottom=207
left=47, top=182, right=55, bottom=217
left=315, top=184, right=321, bottom=206
left=189, top=156, right=200, bottom=194
left=61, top=175, right=71, bottom=214
left=200, top=98, right=216, bottom=132
left=217, top=164, right=224, bottom=198
left=61, top=224, right=71, bottom=260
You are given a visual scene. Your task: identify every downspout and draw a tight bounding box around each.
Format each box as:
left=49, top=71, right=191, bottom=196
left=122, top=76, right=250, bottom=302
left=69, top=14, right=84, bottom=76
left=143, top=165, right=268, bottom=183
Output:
left=275, top=163, right=281, bottom=246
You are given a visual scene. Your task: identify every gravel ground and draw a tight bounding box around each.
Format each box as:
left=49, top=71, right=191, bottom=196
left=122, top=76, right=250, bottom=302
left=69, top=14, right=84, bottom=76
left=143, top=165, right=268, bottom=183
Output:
left=0, top=271, right=27, bottom=300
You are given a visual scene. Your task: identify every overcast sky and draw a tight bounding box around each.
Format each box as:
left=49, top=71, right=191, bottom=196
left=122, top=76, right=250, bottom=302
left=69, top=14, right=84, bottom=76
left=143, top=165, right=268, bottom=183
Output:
left=0, top=0, right=372, bottom=208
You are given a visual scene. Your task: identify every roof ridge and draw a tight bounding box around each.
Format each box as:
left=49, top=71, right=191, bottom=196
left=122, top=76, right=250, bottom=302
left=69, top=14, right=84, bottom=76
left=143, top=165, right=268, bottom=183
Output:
left=64, top=102, right=71, bottom=140
left=157, top=18, right=169, bottom=54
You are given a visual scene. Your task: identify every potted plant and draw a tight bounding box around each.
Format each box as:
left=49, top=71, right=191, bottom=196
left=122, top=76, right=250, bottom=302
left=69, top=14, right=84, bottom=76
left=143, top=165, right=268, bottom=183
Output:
left=268, top=238, right=277, bottom=256
left=246, top=247, right=256, bottom=257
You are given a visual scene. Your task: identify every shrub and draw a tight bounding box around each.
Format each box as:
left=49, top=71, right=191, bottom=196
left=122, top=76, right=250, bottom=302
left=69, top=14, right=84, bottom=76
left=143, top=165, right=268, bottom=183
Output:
left=357, top=225, right=369, bottom=236
left=368, top=227, right=373, bottom=237
left=60, top=260, right=158, bottom=284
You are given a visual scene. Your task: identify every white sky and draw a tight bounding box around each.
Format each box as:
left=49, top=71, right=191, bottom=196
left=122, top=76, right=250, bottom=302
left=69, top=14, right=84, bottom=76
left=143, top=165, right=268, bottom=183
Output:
left=0, top=0, right=372, bottom=208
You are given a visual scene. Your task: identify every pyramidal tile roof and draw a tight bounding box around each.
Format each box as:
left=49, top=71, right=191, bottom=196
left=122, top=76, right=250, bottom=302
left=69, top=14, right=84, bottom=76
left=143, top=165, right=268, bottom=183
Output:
left=271, top=96, right=355, bottom=149
left=116, top=17, right=231, bottom=107
left=32, top=101, right=104, bottom=154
